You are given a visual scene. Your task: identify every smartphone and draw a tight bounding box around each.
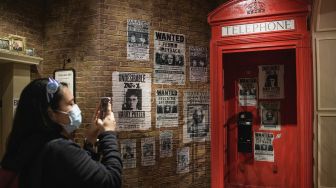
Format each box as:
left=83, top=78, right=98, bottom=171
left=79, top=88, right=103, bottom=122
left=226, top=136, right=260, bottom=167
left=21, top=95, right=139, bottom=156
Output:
left=99, top=97, right=111, bottom=119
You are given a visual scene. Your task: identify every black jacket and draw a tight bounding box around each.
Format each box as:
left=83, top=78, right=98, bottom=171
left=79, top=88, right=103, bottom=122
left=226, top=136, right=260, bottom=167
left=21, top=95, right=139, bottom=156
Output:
left=2, top=131, right=122, bottom=188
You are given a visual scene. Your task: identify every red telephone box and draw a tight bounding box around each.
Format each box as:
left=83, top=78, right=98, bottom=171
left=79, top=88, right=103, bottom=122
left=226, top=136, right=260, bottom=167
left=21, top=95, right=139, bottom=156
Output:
left=208, top=0, right=312, bottom=187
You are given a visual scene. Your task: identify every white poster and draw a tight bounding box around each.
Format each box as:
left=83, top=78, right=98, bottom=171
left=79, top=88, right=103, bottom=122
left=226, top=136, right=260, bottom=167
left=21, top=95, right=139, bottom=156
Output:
left=156, top=89, right=178, bottom=128
left=120, top=139, right=137, bottom=169
left=112, top=72, right=151, bottom=131
left=154, top=31, right=185, bottom=85
left=160, top=131, right=173, bottom=158
left=177, top=147, right=190, bottom=174
left=254, top=132, right=274, bottom=162
left=183, top=91, right=210, bottom=143
left=127, top=19, right=149, bottom=61
left=258, top=65, right=284, bottom=99
left=260, top=101, right=281, bottom=131
left=54, top=69, right=75, bottom=97
left=141, top=137, right=155, bottom=166
left=189, top=46, right=208, bottom=82
left=238, top=78, right=257, bottom=106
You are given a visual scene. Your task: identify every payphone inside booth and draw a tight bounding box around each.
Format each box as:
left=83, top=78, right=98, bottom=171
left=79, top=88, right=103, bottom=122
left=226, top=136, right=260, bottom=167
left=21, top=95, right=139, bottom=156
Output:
left=208, top=1, right=313, bottom=188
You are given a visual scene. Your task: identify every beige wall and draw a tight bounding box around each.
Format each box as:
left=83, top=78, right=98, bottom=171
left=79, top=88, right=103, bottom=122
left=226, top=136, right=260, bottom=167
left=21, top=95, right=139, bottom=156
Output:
left=313, top=0, right=336, bottom=187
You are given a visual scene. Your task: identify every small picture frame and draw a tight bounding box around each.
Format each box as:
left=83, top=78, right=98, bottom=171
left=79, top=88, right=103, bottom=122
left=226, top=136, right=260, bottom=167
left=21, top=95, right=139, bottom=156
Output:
left=0, top=38, right=10, bottom=50
left=9, top=34, right=26, bottom=52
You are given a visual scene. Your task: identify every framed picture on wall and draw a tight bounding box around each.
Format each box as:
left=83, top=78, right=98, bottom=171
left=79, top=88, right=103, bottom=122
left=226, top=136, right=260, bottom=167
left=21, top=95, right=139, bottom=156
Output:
left=9, top=34, right=26, bottom=52
left=0, top=38, right=10, bottom=50
left=54, top=69, right=76, bottom=102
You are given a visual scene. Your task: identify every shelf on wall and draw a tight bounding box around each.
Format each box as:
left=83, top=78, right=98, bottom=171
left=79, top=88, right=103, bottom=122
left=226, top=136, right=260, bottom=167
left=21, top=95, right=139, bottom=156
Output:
left=0, top=50, right=42, bottom=65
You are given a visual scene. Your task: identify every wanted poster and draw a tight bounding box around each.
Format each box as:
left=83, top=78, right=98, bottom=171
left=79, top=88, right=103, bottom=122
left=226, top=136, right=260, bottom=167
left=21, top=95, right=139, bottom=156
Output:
left=254, top=132, right=274, bottom=162
left=154, top=31, right=185, bottom=85
left=177, top=147, right=190, bottom=174
left=183, top=91, right=210, bottom=143
left=141, top=137, right=155, bottom=166
left=112, top=72, right=151, bottom=131
left=259, top=65, right=284, bottom=99
left=160, top=131, right=173, bottom=158
left=127, top=19, right=149, bottom=61
left=260, top=101, right=281, bottom=131
left=120, top=139, right=137, bottom=169
left=238, top=78, right=257, bottom=106
left=156, top=89, right=178, bottom=128
left=189, top=46, right=208, bottom=82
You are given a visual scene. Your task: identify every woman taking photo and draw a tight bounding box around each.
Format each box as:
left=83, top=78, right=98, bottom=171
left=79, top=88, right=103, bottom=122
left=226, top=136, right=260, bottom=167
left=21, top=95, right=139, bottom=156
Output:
left=1, top=78, right=122, bottom=188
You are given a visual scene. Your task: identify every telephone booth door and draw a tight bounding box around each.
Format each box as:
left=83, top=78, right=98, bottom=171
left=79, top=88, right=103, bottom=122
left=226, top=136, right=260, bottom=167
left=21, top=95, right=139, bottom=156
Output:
left=208, top=1, right=313, bottom=188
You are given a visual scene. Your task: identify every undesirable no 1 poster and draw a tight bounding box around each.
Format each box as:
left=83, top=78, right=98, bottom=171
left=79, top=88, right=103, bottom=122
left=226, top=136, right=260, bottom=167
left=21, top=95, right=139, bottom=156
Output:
left=259, top=65, right=284, bottom=99
left=160, top=131, right=173, bottom=158
left=156, top=89, right=178, bottom=128
left=238, top=78, right=257, bottom=106
left=127, top=19, right=149, bottom=61
left=154, top=31, right=185, bottom=85
left=189, top=46, right=208, bottom=82
left=112, top=72, right=151, bottom=131
left=120, top=139, right=136, bottom=169
left=183, top=91, right=210, bottom=143
left=177, top=147, right=190, bottom=174
left=254, top=132, right=274, bottom=162
left=141, top=137, right=155, bottom=166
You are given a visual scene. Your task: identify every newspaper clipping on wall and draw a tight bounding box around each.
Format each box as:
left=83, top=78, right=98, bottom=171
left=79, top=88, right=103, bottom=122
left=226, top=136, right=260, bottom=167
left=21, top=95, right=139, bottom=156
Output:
left=259, top=65, right=284, bottom=99
left=141, top=137, right=155, bottom=166
left=183, top=91, right=210, bottom=143
left=254, top=132, right=274, bottom=162
left=160, top=130, right=173, bottom=158
left=177, top=147, right=190, bottom=174
left=120, top=139, right=137, bottom=169
left=127, top=19, right=149, bottom=61
left=189, top=46, right=208, bottom=82
left=154, top=31, right=185, bottom=85
left=238, top=78, right=257, bottom=106
left=260, top=101, right=281, bottom=131
left=156, top=89, right=178, bottom=128
left=112, top=72, right=151, bottom=131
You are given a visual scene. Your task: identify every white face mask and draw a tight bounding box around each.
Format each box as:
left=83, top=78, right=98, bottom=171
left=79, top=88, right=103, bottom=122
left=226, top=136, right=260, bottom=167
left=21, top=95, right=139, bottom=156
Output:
left=58, top=104, right=82, bottom=134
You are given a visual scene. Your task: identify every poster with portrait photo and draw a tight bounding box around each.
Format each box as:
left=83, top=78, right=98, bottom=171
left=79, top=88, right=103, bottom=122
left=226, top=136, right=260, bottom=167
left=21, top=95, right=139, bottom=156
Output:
left=189, top=46, right=208, bottom=82
left=254, top=132, right=274, bottom=162
left=183, top=91, right=210, bottom=143
left=238, top=78, right=257, bottom=106
left=112, top=72, right=151, bottom=131
left=156, top=89, right=178, bottom=128
left=120, top=139, right=136, bottom=169
left=177, top=147, right=190, bottom=174
left=127, top=19, right=149, bottom=61
left=154, top=31, right=185, bottom=85
left=141, top=137, right=155, bottom=166
left=260, top=101, right=281, bottom=131
left=259, top=65, right=284, bottom=99
left=160, top=131, right=173, bottom=158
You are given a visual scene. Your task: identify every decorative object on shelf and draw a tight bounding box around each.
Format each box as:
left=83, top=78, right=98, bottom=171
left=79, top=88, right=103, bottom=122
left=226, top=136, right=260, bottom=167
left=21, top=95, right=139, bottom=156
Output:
left=25, top=48, right=35, bottom=56
left=0, top=38, right=10, bottom=50
left=8, top=34, right=26, bottom=52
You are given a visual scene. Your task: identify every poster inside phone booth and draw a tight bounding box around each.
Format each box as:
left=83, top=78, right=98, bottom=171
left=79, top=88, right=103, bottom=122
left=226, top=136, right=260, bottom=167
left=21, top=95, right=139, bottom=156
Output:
left=208, top=0, right=313, bottom=188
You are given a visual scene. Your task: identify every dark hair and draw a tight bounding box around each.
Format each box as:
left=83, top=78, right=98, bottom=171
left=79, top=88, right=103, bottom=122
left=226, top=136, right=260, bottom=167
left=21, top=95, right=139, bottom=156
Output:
left=4, top=78, right=66, bottom=164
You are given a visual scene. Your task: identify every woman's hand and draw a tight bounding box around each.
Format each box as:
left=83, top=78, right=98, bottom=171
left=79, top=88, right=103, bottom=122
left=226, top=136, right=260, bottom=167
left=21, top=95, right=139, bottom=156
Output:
left=94, top=101, right=116, bottom=132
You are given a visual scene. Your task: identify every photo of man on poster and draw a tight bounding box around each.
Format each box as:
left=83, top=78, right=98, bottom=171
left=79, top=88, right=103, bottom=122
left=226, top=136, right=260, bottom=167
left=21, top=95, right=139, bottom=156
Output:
left=187, top=106, right=209, bottom=137
left=122, top=89, right=142, bottom=111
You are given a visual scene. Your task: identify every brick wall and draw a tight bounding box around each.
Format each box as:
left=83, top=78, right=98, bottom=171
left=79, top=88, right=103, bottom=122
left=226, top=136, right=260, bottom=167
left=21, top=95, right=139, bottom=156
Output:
left=42, top=0, right=217, bottom=187
left=1, top=0, right=220, bottom=187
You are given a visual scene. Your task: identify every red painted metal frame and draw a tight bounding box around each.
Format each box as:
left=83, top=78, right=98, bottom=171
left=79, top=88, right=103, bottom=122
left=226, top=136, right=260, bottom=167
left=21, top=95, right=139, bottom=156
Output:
left=208, top=0, right=312, bottom=187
